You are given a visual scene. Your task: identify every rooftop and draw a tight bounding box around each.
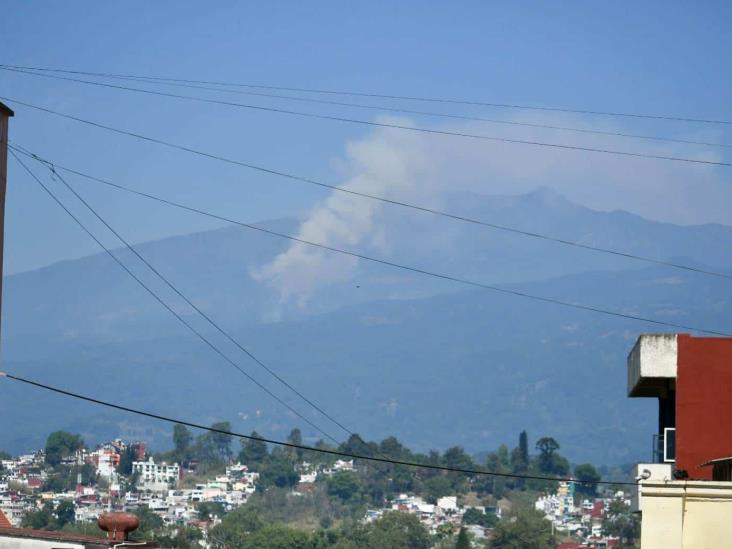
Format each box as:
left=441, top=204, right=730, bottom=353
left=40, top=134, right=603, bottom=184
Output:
left=0, top=527, right=112, bottom=548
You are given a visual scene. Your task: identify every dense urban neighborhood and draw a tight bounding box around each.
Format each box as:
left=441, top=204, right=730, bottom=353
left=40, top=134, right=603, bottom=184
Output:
left=0, top=427, right=636, bottom=547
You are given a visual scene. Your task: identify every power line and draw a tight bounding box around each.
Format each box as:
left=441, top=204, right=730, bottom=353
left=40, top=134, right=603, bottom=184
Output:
left=10, top=146, right=732, bottom=337
left=9, top=150, right=343, bottom=446
left=11, top=148, right=458, bottom=468
left=15, top=147, right=358, bottom=444
left=10, top=140, right=732, bottom=283
left=4, top=64, right=730, bottom=150
left=2, top=62, right=730, bottom=126
left=16, top=150, right=400, bottom=467
left=0, top=370, right=636, bottom=486
left=5, top=97, right=732, bottom=286
left=2, top=71, right=730, bottom=168
left=15, top=147, right=654, bottom=474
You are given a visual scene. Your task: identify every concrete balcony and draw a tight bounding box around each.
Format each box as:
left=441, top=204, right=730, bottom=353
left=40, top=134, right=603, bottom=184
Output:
left=628, top=333, right=678, bottom=397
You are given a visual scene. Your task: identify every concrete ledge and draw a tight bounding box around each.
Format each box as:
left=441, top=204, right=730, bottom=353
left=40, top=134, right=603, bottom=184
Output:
left=641, top=480, right=732, bottom=499
left=632, top=463, right=672, bottom=512
left=628, top=333, right=678, bottom=397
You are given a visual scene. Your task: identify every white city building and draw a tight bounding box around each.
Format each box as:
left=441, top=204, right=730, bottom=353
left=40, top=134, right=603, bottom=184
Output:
left=132, top=457, right=180, bottom=492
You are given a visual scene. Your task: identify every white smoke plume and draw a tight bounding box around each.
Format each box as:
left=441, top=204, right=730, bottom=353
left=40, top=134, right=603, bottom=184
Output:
left=255, top=113, right=730, bottom=304
left=253, top=118, right=437, bottom=306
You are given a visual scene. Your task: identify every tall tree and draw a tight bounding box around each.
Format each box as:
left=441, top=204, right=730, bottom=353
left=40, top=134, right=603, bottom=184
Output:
left=209, top=421, right=233, bottom=461
left=258, top=455, right=300, bottom=489
left=442, top=446, right=474, bottom=493
left=574, top=463, right=601, bottom=496
left=455, top=527, right=471, bottom=549
left=481, top=444, right=511, bottom=497
left=327, top=471, right=362, bottom=502
left=442, top=447, right=474, bottom=470
left=44, top=431, right=84, bottom=467
left=118, top=445, right=137, bottom=476
left=463, top=507, right=498, bottom=528
left=55, top=500, right=75, bottom=529
left=286, top=428, right=303, bottom=461
left=535, top=437, right=561, bottom=474
left=173, top=424, right=193, bottom=464
left=339, top=434, right=375, bottom=457
left=238, top=431, right=268, bottom=468
left=535, top=437, right=559, bottom=456
left=519, top=431, right=529, bottom=466
left=510, top=431, right=529, bottom=488
left=379, top=436, right=408, bottom=460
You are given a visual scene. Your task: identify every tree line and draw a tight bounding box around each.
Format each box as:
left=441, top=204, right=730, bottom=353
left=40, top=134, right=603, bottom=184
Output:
left=7, top=426, right=617, bottom=548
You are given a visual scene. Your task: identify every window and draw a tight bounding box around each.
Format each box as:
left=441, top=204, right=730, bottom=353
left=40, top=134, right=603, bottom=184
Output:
left=664, top=427, right=676, bottom=463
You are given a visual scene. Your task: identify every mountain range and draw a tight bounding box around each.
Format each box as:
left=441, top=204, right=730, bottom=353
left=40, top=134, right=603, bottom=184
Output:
left=1, top=188, right=730, bottom=465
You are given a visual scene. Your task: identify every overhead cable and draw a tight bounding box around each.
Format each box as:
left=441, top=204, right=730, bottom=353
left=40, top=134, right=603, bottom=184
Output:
left=2, top=62, right=730, bottom=126
left=3, top=96, right=732, bottom=285
left=1, top=72, right=729, bottom=168
left=10, top=146, right=732, bottom=337
left=3, top=64, right=729, bottom=149
left=12, top=143, right=732, bottom=283
left=17, top=147, right=358, bottom=442
left=0, top=370, right=636, bottom=486
left=10, top=150, right=342, bottom=446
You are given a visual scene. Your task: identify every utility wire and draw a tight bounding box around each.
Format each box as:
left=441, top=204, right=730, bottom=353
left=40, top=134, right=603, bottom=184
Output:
left=2, top=62, right=730, bottom=126
left=13, top=146, right=597, bottom=468
left=10, top=146, right=732, bottom=337
left=10, top=150, right=342, bottom=446
left=0, top=370, right=636, bottom=486
left=10, top=148, right=445, bottom=466
left=4, top=64, right=729, bottom=150
left=1, top=70, right=730, bottom=168
left=15, top=147, right=357, bottom=442
left=3, top=102, right=732, bottom=282
left=15, top=148, right=393, bottom=464
left=10, top=139, right=732, bottom=283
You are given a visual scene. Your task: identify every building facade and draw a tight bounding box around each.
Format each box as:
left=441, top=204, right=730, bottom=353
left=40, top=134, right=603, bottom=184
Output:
left=628, top=333, right=732, bottom=479
left=628, top=333, right=732, bottom=548
left=132, top=458, right=180, bottom=492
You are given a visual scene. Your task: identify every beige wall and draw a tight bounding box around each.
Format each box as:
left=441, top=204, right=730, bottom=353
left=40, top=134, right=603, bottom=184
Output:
left=0, top=535, right=86, bottom=548
left=639, top=480, right=732, bottom=549
left=631, top=463, right=672, bottom=512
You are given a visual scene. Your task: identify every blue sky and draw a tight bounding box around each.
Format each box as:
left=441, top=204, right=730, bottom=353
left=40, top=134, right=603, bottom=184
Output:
left=2, top=1, right=732, bottom=274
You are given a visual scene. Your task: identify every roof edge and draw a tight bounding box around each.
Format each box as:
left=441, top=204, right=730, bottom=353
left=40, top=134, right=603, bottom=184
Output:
left=0, top=101, right=15, bottom=117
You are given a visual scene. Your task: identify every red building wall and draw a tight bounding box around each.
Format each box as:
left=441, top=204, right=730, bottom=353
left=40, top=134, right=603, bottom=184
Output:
left=676, top=335, right=732, bottom=479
